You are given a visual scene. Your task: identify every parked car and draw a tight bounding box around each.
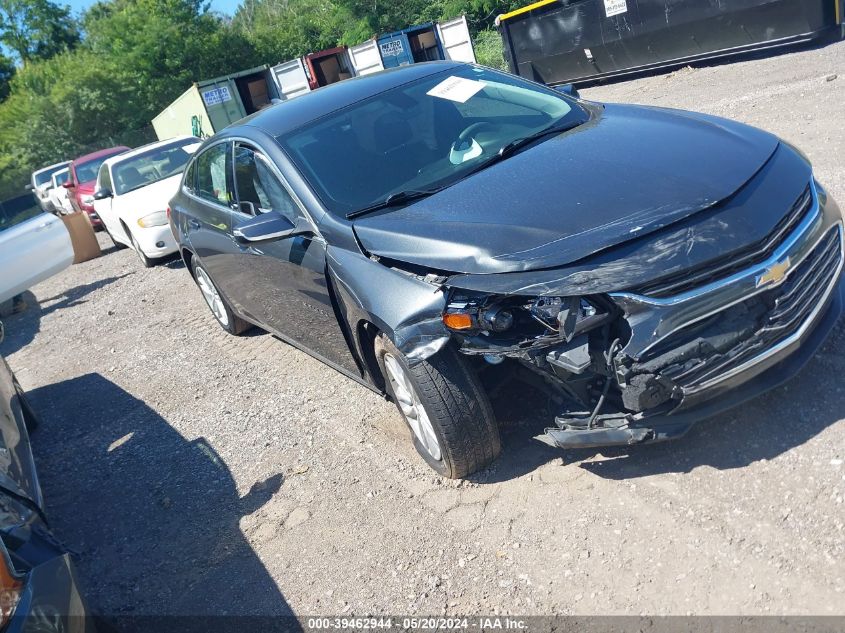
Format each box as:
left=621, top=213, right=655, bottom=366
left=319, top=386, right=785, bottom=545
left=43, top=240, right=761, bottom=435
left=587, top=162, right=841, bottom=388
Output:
left=0, top=322, right=95, bottom=631
left=47, top=167, right=74, bottom=215
left=93, top=136, right=200, bottom=267
left=65, top=146, right=130, bottom=229
left=169, top=62, right=844, bottom=478
left=0, top=193, right=74, bottom=305
left=27, top=161, right=71, bottom=213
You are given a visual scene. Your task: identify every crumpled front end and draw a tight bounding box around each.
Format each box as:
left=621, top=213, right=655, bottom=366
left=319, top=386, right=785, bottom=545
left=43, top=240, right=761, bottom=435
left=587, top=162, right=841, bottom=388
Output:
left=439, top=179, right=844, bottom=449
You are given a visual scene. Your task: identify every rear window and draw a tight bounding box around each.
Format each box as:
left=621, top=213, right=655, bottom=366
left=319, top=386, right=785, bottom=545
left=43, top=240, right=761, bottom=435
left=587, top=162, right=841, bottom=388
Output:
left=0, top=194, right=42, bottom=232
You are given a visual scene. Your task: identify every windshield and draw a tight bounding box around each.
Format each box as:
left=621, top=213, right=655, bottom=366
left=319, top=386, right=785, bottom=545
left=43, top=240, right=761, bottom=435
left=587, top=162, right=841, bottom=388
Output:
left=278, top=65, right=588, bottom=217
left=112, top=139, right=200, bottom=195
left=53, top=170, right=69, bottom=186
left=34, top=165, right=65, bottom=187
left=76, top=154, right=120, bottom=184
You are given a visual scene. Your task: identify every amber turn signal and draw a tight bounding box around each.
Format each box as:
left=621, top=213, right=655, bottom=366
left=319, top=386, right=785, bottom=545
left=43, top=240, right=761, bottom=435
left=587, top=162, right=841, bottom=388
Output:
left=442, top=312, right=474, bottom=330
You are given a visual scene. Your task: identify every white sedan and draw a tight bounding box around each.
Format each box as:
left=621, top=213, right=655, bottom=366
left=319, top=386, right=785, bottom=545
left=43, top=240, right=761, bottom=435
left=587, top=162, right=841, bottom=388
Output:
left=93, top=136, right=200, bottom=267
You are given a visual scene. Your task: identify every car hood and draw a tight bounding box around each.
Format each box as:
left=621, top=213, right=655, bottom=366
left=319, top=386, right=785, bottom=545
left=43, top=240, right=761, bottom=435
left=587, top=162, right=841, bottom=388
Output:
left=116, top=175, right=181, bottom=218
left=352, top=104, right=779, bottom=274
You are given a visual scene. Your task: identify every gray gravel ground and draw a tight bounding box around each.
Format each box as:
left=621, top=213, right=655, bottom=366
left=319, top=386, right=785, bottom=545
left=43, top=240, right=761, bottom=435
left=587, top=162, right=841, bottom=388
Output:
left=2, top=40, right=845, bottom=622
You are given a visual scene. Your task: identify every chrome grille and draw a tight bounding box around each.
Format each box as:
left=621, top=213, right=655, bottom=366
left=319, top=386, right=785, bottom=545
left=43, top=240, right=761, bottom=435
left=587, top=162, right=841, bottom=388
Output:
left=659, top=225, right=843, bottom=391
left=636, top=185, right=814, bottom=298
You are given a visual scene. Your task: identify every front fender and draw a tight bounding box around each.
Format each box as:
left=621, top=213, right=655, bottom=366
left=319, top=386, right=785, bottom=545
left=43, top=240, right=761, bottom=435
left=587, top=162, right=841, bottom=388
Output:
left=326, top=247, right=451, bottom=363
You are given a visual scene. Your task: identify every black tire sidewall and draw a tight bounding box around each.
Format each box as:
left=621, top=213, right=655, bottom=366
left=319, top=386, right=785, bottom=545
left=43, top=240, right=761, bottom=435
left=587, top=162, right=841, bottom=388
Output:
left=375, top=338, right=452, bottom=477
left=191, top=259, right=237, bottom=334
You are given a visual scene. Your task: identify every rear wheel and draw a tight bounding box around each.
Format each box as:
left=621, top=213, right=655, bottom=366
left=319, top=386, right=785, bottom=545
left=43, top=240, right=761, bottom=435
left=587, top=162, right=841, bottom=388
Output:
left=375, top=334, right=500, bottom=478
left=191, top=259, right=251, bottom=335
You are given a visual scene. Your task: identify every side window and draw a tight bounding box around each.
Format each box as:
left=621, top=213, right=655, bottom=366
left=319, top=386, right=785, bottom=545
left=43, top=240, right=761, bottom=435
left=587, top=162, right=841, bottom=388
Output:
left=98, top=164, right=112, bottom=192
left=195, top=143, right=231, bottom=206
left=183, top=158, right=197, bottom=194
left=233, top=144, right=299, bottom=221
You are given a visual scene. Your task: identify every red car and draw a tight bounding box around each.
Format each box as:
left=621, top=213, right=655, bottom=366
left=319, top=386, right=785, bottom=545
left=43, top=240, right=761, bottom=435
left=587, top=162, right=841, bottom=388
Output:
left=65, top=146, right=130, bottom=228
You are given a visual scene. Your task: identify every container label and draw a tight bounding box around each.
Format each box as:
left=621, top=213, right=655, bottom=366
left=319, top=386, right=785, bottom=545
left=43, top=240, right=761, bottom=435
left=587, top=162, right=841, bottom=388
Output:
left=604, top=0, right=627, bottom=17
left=427, top=76, right=485, bottom=103
left=202, top=86, right=232, bottom=106
left=380, top=39, right=405, bottom=57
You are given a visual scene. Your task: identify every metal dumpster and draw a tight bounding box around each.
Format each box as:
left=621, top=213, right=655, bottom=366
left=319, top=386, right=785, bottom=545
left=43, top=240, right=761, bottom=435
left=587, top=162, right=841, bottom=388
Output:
left=496, top=0, right=843, bottom=86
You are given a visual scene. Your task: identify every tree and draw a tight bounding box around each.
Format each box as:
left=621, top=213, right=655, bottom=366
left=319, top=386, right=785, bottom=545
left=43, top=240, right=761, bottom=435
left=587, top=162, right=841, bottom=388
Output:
left=0, top=54, right=14, bottom=101
left=0, top=0, right=80, bottom=65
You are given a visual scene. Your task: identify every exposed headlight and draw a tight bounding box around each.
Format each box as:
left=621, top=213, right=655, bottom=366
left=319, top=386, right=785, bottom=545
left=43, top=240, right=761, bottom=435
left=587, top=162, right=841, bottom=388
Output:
left=443, top=294, right=605, bottom=339
left=80, top=194, right=95, bottom=205
left=137, top=211, right=168, bottom=228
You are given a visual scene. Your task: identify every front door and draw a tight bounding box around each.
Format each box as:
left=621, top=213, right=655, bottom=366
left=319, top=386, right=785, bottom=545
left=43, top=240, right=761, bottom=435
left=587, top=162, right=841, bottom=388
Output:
left=227, top=142, right=359, bottom=375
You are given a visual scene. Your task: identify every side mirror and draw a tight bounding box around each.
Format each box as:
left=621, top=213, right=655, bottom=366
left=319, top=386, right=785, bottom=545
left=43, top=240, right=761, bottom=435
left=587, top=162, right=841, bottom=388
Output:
left=24, top=184, right=33, bottom=191
left=62, top=181, right=75, bottom=189
left=93, top=188, right=112, bottom=200
left=233, top=210, right=307, bottom=243
left=555, top=83, right=580, bottom=99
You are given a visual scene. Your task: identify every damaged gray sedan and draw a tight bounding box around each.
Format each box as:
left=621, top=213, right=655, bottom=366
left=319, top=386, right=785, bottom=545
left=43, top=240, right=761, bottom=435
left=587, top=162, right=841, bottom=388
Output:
left=169, top=62, right=844, bottom=478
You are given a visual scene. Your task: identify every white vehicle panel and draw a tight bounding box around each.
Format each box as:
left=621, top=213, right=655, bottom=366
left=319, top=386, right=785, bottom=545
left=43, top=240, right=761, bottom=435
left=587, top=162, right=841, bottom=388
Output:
left=0, top=211, right=73, bottom=304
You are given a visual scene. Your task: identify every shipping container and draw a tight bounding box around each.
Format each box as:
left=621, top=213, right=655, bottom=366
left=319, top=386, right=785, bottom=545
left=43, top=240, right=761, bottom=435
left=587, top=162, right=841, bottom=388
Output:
left=496, top=0, right=844, bottom=87
left=377, top=17, right=477, bottom=68
left=152, top=66, right=280, bottom=140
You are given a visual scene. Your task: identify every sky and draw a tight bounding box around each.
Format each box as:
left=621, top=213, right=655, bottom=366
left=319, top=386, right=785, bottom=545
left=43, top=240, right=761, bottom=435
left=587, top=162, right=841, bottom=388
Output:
left=64, top=0, right=241, bottom=17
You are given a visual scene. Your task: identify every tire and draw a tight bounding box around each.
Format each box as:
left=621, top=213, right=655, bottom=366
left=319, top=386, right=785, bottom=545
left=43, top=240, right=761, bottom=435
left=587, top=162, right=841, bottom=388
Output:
left=129, top=231, right=154, bottom=268
left=191, top=258, right=251, bottom=335
left=375, top=334, right=500, bottom=479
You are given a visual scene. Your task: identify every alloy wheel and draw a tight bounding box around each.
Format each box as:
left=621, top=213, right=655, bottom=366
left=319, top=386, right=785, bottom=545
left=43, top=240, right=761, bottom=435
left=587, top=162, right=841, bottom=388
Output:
left=382, top=353, right=442, bottom=461
left=195, top=267, right=230, bottom=327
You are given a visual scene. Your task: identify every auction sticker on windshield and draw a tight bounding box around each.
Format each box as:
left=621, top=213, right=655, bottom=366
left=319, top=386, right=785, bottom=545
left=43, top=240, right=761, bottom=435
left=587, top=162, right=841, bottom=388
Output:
left=427, top=76, right=485, bottom=103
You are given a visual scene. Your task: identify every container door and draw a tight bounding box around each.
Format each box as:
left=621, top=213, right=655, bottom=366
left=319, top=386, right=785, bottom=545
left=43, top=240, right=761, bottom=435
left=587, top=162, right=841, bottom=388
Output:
left=271, top=58, right=312, bottom=100
left=378, top=33, right=413, bottom=68
left=201, top=79, right=246, bottom=131
left=437, top=16, right=476, bottom=63
left=349, top=39, right=384, bottom=75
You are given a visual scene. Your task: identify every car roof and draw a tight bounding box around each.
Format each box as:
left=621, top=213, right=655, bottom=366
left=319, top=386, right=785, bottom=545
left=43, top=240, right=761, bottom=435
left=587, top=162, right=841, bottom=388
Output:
left=103, top=135, right=199, bottom=168
left=72, top=146, right=131, bottom=166
left=33, top=160, right=71, bottom=175
left=234, top=61, right=465, bottom=138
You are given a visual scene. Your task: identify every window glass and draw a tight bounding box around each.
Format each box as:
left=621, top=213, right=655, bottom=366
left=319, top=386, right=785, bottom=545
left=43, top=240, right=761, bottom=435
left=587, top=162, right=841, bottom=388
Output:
left=233, top=145, right=299, bottom=221
left=52, top=169, right=69, bottom=187
left=97, top=164, right=112, bottom=191
left=112, top=138, right=200, bottom=195
left=0, top=193, right=42, bottom=232
left=76, top=153, right=122, bottom=183
left=183, top=159, right=197, bottom=194
left=196, top=143, right=231, bottom=206
left=279, top=65, right=586, bottom=217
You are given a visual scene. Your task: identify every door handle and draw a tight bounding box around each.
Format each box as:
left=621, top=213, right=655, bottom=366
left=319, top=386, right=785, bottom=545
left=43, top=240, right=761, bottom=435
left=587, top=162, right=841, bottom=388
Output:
left=189, top=219, right=201, bottom=230
left=34, top=220, right=52, bottom=232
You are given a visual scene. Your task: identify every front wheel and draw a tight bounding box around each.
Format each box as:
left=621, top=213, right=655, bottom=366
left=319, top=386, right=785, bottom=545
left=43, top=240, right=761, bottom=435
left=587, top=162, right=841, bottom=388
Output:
left=375, top=334, right=500, bottom=478
left=129, top=231, right=154, bottom=268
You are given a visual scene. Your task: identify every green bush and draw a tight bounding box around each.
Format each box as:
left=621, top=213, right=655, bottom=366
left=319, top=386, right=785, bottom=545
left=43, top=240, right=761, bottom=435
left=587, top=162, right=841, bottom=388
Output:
left=473, top=28, right=507, bottom=71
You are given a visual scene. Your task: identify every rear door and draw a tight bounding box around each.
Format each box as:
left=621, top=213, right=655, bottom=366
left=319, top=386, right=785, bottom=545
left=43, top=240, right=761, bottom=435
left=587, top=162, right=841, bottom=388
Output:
left=349, top=39, right=385, bottom=76
left=272, top=59, right=312, bottom=100
left=228, top=141, right=359, bottom=374
left=0, top=194, right=73, bottom=303
left=437, top=16, right=477, bottom=63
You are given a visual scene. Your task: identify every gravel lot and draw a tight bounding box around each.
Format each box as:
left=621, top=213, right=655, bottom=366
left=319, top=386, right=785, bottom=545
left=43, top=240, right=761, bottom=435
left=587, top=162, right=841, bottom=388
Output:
left=2, top=40, right=845, bottom=622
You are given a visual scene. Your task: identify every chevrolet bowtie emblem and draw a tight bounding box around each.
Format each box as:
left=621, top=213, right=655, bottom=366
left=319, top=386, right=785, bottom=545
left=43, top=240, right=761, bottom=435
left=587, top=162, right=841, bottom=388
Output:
left=757, top=257, right=791, bottom=288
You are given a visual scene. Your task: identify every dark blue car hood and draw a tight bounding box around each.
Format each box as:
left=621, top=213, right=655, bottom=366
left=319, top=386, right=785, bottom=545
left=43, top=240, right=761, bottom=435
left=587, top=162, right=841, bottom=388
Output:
left=352, top=104, right=779, bottom=274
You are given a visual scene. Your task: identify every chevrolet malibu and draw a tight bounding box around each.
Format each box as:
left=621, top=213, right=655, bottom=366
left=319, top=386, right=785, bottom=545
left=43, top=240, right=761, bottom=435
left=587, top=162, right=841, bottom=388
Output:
left=169, top=62, right=843, bottom=478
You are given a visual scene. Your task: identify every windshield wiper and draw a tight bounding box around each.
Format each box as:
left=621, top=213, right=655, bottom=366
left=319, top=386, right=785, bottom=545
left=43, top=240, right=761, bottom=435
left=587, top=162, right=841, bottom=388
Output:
left=346, top=188, right=442, bottom=220
left=459, top=120, right=584, bottom=181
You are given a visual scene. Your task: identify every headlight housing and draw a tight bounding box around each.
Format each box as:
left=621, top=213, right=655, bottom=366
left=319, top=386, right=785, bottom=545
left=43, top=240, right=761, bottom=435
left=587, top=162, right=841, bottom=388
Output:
left=137, top=211, right=168, bottom=228
left=443, top=293, right=606, bottom=340
left=80, top=194, right=95, bottom=205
